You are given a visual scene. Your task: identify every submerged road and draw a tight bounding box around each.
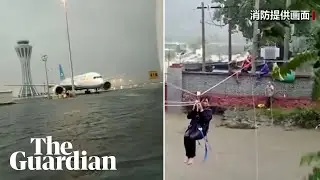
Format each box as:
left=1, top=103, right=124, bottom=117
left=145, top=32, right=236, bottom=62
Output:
left=165, top=113, right=320, bottom=180
left=0, top=86, right=163, bottom=180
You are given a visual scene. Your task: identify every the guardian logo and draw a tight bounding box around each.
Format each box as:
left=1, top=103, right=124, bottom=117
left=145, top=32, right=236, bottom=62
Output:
left=9, top=136, right=117, bottom=171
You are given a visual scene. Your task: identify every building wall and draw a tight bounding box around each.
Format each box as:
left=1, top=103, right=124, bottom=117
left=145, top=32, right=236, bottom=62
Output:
left=182, top=72, right=313, bottom=97
left=166, top=64, right=184, bottom=112
left=166, top=65, right=314, bottom=108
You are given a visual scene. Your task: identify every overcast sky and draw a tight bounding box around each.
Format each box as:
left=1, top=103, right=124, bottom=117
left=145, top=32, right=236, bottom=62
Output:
left=165, top=0, right=246, bottom=44
left=0, top=0, right=160, bottom=93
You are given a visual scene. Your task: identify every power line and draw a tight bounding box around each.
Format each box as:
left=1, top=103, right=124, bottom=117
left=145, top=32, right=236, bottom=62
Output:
left=197, top=3, right=238, bottom=71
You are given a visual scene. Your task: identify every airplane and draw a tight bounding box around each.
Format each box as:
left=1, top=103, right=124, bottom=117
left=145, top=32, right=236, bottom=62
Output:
left=52, top=64, right=113, bottom=94
left=6, top=64, right=116, bottom=95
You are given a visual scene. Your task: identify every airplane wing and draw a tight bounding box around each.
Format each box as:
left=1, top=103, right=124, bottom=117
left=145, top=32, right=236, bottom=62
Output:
left=5, top=84, right=56, bottom=88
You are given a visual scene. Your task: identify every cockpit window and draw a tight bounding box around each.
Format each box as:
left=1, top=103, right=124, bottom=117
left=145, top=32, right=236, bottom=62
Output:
left=93, top=76, right=102, bottom=79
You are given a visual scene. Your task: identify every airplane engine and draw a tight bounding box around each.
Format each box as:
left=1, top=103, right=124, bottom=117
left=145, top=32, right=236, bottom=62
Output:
left=52, top=85, right=65, bottom=95
left=103, top=81, right=111, bottom=90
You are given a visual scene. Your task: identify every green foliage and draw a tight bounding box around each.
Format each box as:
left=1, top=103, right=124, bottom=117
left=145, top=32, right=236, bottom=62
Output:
left=301, top=151, right=320, bottom=179
left=279, top=51, right=319, bottom=75
left=211, top=0, right=319, bottom=43
left=260, top=21, right=290, bottom=45
left=300, top=152, right=320, bottom=166
left=212, top=0, right=286, bottom=41
left=267, top=107, right=320, bottom=128
left=289, top=0, right=320, bottom=13
left=293, top=21, right=313, bottom=36
left=261, top=108, right=291, bottom=124
left=278, top=28, right=320, bottom=100
left=312, top=68, right=320, bottom=100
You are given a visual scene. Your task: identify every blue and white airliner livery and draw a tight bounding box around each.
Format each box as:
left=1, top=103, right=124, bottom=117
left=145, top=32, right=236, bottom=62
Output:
left=52, top=64, right=112, bottom=94
left=7, top=64, right=113, bottom=95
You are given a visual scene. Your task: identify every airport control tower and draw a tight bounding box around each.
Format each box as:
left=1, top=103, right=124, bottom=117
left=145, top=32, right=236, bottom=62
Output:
left=15, top=40, right=39, bottom=97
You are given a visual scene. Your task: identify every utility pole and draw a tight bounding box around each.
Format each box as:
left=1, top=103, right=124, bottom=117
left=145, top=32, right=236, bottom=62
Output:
left=283, top=0, right=291, bottom=62
left=197, top=2, right=206, bottom=72
left=251, top=0, right=260, bottom=74
left=62, top=0, right=75, bottom=96
left=228, top=8, right=232, bottom=68
left=41, top=55, right=50, bottom=99
left=198, top=3, right=237, bottom=71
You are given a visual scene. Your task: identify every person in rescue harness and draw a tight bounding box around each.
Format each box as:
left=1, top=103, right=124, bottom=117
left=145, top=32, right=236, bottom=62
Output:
left=184, top=96, right=212, bottom=165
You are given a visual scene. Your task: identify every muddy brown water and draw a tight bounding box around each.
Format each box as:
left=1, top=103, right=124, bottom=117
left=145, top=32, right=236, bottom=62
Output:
left=165, top=113, right=320, bottom=180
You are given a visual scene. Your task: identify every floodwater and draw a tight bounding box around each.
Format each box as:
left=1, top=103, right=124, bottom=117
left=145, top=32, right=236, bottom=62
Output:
left=0, top=86, right=163, bottom=180
left=165, top=113, right=320, bottom=180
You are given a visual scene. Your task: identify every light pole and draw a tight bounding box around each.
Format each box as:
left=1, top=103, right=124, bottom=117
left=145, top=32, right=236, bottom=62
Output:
left=41, top=55, right=50, bottom=99
left=62, top=0, right=75, bottom=96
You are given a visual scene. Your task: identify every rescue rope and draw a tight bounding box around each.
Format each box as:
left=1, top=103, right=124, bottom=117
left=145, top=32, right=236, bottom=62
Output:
left=165, top=104, right=195, bottom=107
left=165, top=100, right=196, bottom=105
left=166, top=82, right=196, bottom=96
left=201, top=64, right=251, bottom=95
left=165, top=61, right=253, bottom=100
left=165, top=61, right=264, bottom=180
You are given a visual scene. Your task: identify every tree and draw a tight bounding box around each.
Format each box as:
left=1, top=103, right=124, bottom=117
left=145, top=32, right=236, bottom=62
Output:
left=212, top=0, right=320, bottom=100
left=278, top=28, right=320, bottom=100
left=300, top=151, right=320, bottom=179
left=211, top=0, right=317, bottom=44
left=275, top=0, right=320, bottom=100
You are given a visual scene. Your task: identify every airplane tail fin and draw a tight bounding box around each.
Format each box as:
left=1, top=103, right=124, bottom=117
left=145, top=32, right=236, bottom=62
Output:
left=59, top=64, right=66, bottom=81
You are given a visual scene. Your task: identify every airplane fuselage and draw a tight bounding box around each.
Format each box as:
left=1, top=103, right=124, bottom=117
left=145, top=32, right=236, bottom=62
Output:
left=5, top=67, right=112, bottom=95
left=60, top=72, right=104, bottom=90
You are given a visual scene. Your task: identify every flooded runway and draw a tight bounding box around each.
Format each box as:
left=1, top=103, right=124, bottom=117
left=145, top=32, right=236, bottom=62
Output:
left=0, top=86, right=163, bottom=180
